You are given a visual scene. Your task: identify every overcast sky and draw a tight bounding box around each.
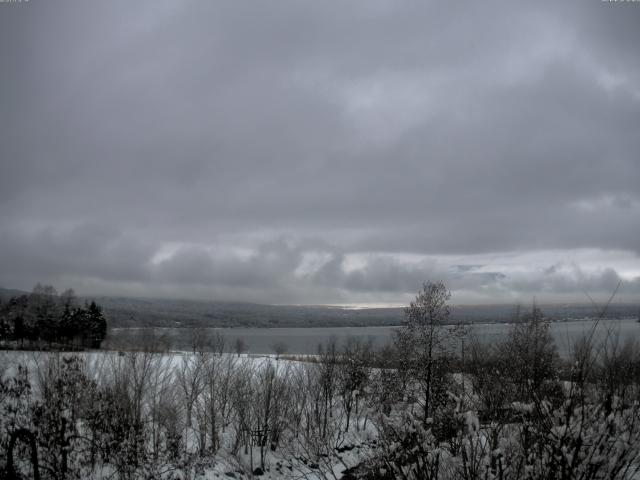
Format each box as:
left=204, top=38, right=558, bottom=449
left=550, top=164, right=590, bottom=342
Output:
left=1, top=0, right=639, bottom=306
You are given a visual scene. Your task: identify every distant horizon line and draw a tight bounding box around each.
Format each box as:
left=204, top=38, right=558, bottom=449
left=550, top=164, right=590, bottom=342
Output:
left=1, top=284, right=638, bottom=310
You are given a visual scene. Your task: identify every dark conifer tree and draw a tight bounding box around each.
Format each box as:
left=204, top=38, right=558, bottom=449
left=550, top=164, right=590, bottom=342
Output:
left=87, top=301, right=107, bottom=348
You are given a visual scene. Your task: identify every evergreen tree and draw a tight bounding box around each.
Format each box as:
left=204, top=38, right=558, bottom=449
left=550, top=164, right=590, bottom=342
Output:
left=0, top=286, right=106, bottom=349
left=59, top=304, right=74, bottom=345
left=87, top=301, right=107, bottom=348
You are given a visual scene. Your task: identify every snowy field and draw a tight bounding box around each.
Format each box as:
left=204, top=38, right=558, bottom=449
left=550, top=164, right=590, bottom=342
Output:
left=2, top=332, right=640, bottom=480
left=0, top=349, right=380, bottom=479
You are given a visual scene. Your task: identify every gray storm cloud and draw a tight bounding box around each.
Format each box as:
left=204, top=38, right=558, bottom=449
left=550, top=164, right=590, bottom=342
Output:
left=1, top=0, right=639, bottom=304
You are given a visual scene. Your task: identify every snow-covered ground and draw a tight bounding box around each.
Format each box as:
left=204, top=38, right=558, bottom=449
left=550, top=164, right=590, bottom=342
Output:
left=0, top=349, right=380, bottom=479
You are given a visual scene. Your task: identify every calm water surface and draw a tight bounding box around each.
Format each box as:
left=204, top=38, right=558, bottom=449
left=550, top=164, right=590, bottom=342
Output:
left=109, top=318, right=639, bottom=358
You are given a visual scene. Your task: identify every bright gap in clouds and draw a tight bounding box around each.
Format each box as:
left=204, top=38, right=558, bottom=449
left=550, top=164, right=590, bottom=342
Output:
left=143, top=243, right=640, bottom=305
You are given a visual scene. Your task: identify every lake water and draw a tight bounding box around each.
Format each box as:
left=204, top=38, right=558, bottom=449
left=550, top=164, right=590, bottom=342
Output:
left=108, top=318, right=640, bottom=358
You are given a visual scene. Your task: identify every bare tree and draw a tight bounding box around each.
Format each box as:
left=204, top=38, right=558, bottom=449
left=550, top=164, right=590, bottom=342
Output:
left=249, top=360, right=293, bottom=470
left=503, top=305, right=558, bottom=401
left=176, top=351, right=206, bottom=430
left=394, top=281, right=453, bottom=425
left=198, top=337, right=238, bottom=454
left=233, top=338, right=248, bottom=357
left=316, top=338, right=339, bottom=440
left=337, top=337, right=372, bottom=432
left=271, top=341, right=288, bottom=359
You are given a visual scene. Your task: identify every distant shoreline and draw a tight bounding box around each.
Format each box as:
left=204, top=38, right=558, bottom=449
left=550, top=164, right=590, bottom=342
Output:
left=108, top=315, right=639, bottom=331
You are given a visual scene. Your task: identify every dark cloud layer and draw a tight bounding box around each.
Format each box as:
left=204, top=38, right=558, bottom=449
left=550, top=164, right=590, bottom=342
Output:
left=1, top=0, right=639, bottom=304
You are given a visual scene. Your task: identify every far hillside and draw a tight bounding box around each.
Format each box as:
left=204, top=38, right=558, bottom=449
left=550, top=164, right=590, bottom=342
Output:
left=2, top=287, right=638, bottom=329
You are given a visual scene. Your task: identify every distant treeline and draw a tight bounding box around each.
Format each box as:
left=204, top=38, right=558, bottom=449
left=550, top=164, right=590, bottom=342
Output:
left=81, top=296, right=640, bottom=329
left=0, top=284, right=107, bottom=349
left=0, top=286, right=638, bottom=330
